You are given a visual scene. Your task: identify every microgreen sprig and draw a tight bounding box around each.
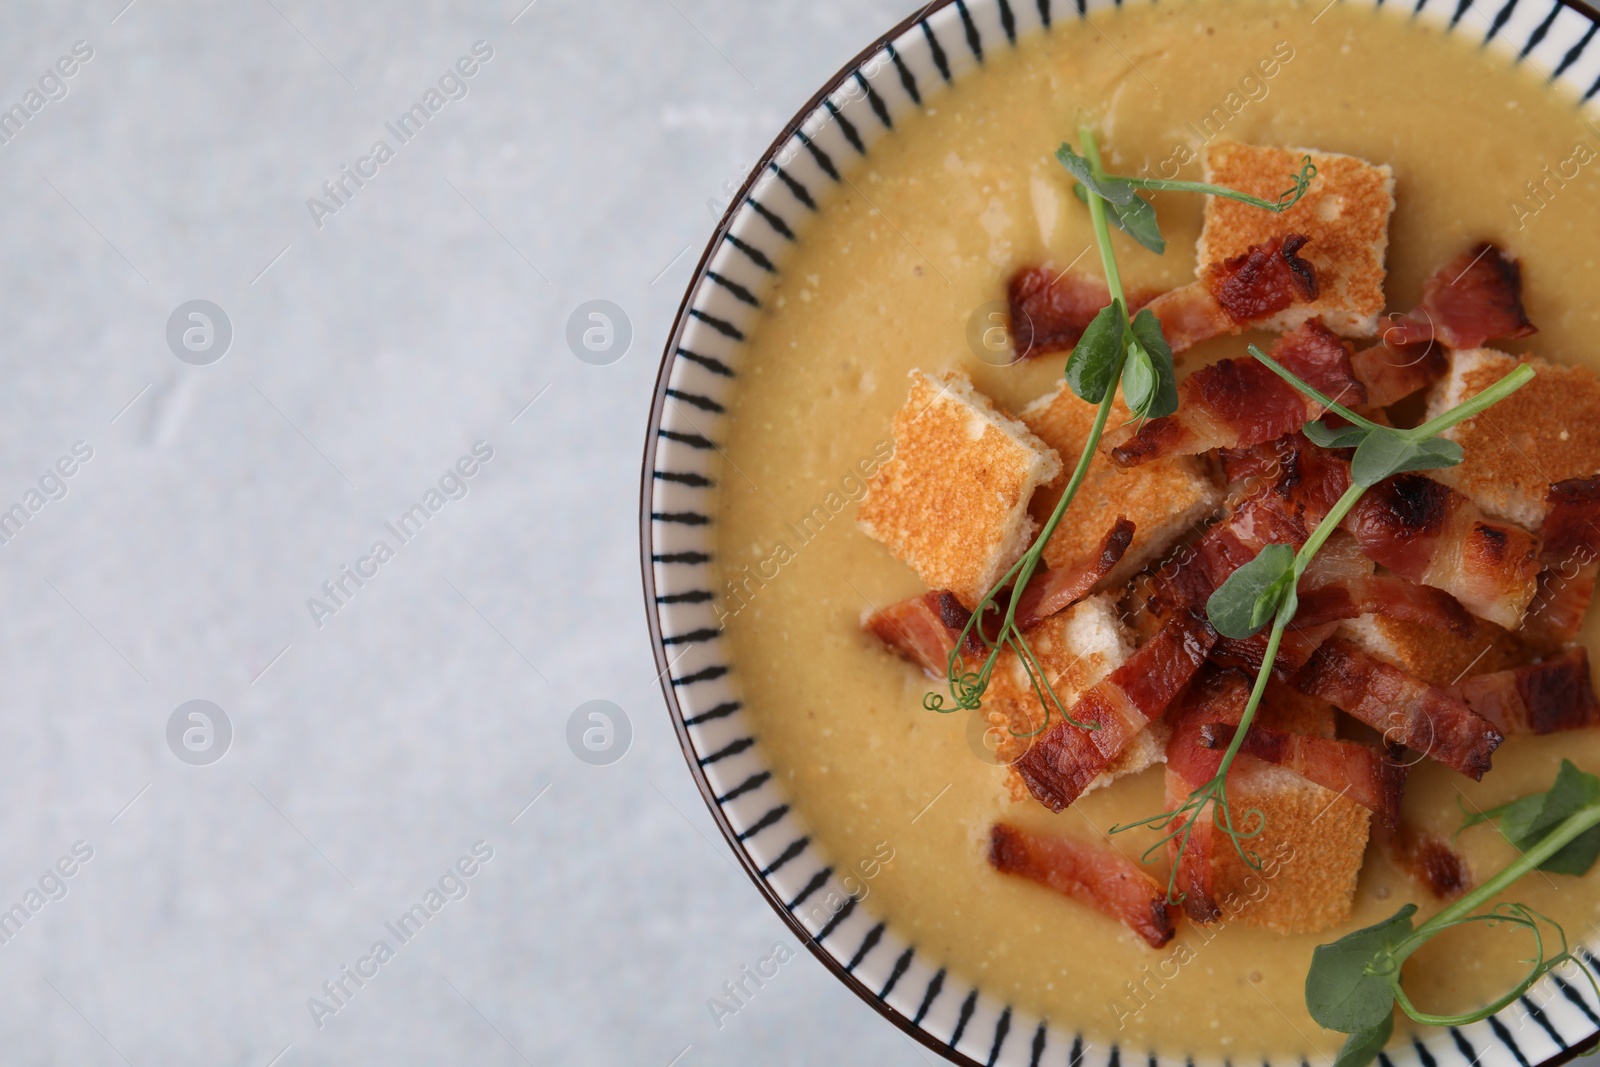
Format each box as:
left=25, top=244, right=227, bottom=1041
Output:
left=1109, top=349, right=1533, bottom=901
left=1058, top=145, right=1316, bottom=254
left=925, top=126, right=1160, bottom=736
left=927, top=130, right=1324, bottom=753
left=1307, top=761, right=1600, bottom=1067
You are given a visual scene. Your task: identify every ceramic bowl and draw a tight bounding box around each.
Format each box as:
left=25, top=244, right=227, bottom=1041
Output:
left=640, top=2, right=1600, bottom=1063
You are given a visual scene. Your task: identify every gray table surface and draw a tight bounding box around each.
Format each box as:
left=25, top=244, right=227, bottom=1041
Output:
left=0, top=1, right=945, bottom=1063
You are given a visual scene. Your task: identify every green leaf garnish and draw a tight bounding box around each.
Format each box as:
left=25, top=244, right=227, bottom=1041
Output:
left=1127, top=308, right=1177, bottom=418
left=1064, top=300, right=1123, bottom=404
left=1205, top=543, right=1295, bottom=639
left=1121, top=341, right=1155, bottom=417
left=1306, top=904, right=1415, bottom=1033
left=1349, top=433, right=1463, bottom=487
left=1334, top=1016, right=1395, bottom=1067
left=1461, top=759, right=1600, bottom=875
left=1302, top=420, right=1371, bottom=450
left=1073, top=183, right=1165, bottom=254
left=1056, top=143, right=1137, bottom=204
left=1246, top=343, right=1528, bottom=488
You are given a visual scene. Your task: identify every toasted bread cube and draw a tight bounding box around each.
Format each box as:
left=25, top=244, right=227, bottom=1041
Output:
left=1213, top=692, right=1367, bottom=933
left=1339, top=614, right=1526, bottom=689
left=1197, top=142, right=1394, bottom=338
left=1426, top=348, right=1600, bottom=529
left=1210, top=760, right=1369, bottom=934
left=859, top=370, right=1061, bottom=607
left=981, top=594, right=1147, bottom=788
left=1019, top=383, right=1220, bottom=589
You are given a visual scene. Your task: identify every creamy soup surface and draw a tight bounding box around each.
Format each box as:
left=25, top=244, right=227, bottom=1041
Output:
left=710, top=1, right=1600, bottom=1059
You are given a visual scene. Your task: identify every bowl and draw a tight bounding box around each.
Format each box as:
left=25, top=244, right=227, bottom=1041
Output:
left=639, top=1, right=1600, bottom=1063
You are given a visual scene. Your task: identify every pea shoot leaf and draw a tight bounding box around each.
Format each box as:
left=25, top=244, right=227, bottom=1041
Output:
left=1332, top=1014, right=1394, bottom=1067
left=1305, top=903, right=1416, bottom=1033
left=1073, top=184, right=1166, bottom=254
left=1122, top=342, right=1155, bottom=418
left=1205, top=543, right=1295, bottom=639
left=1065, top=300, right=1123, bottom=404
left=1128, top=308, right=1177, bottom=418
left=1056, top=144, right=1137, bottom=204
left=1302, top=420, right=1370, bottom=450
left=1462, top=760, right=1600, bottom=876
left=1349, top=430, right=1464, bottom=488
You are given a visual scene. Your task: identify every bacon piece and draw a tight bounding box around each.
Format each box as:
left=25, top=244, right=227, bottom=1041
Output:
left=1346, top=244, right=1533, bottom=408
left=1006, top=267, right=1159, bottom=360
left=1015, top=610, right=1217, bottom=812
left=1383, top=243, right=1536, bottom=351
left=1212, top=233, right=1319, bottom=324
left=1197, top=722, right=1405, bottom=826
left=1139, top=437, right=1355, bottom=632
left=1343, top=474, right=1542, bottom=630
left=1144, top=234, right=1319, bottom=354
left=1350, top=340, right=1449, bottom=410
left=863, top=590, right=979, bottom=677
left=1525, top=477, right=1600, bottom=644
left=1105, top=321, right=1364, bottom=468
left=1210, top=621, right=1339, bottom=679
left=1455, top=647, right=1600, bottom=735
left=1013, top=518, right=1135, bottom=630
left=1375, top=822, right=1473, bottom=898
left=1292, top=637, right=1503, bottom=779
left=988, top=823, right=1174, bottom=947
left=1293, top=576, right=1476, bottom=636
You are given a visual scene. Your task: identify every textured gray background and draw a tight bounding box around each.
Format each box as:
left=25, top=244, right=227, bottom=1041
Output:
left=0, top=1, right=946, bottom=1063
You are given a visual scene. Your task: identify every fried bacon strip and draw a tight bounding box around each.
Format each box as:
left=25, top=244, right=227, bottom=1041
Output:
left=1216, top=434, right=1541, bottom=629
left=1375, top=822, right=1473, bottom=899
left=863, top=591, right=977, bottom=678
left=1015, top=610, right=1217, bottom=812
left=1344, top=474, right=1542, bottom=630
left=1525, top=477, right=1600, bottom=644
left=1105, top=320, right=1364, bottom=468
left=1350, top=341, right=1449, bottom=411
left=1349, top=244, right=1535, bottom=409
left=1455, top=647, right=1600, bottom=736
left=1197, top=722, right=1405, bottom=826
left=1293, top=576, right=1476, bottom=636
left=1006, top=268, right=1159, bottom=360
left=1012, top=518, right=1135, bottom=630
left=1382, top=243, right=1537, bottom=352
left=988, top=823, right=1175, bottom=947
left=1144, top=234, right=1319, bottom=354
left=1291, top=637, right=1502, bottom=780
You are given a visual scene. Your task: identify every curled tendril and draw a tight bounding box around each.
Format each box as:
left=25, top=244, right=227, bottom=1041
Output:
left=925, top=572, right=1100, bottom=742
left=1111, top=777, right=1267, bottom=904
left=1276, top=156, right=1318, bottom=210
left=1390, top=903, right=1578, bottom=1027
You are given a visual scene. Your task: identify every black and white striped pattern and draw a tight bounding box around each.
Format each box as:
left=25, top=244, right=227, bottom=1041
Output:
left=642, top=1, right=1600, bottom=1064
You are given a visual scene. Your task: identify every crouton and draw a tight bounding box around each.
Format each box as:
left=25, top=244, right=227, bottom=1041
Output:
left=1167, top=675, right=1369, bottom=932
left=1198, top=142, right=1394, bottom=338
left=1338, top=613, right=1526, bottom=689
left=979, top=594, right=1169, bottom=795
left=1426, top=348, right=1600, bottom=529
left=1209, top=758, right=1370, bottom=933
left=1019, top=382, right=1220, bottom=590
left=858, top=369, right=1062, bottom=607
